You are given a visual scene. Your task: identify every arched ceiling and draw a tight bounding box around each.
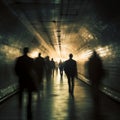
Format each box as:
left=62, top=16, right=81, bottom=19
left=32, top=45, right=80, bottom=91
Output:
left=1, top=0, right=120, bottom=62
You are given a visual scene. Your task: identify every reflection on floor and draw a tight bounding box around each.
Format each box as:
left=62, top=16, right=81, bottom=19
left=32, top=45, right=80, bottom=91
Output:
left=0, top=71, right=120, bottom=120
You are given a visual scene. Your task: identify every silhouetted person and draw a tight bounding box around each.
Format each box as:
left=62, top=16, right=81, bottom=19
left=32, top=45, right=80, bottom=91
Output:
left=87, top=50, right=105, bottom=118
left=58, top=60, right=64, bottom=78
left=44, top=56, right=52, bottom=80
left=34, top=53, right=45, bottom=91
left=88, top=50, right=105, bottom=89
left=64, top=54, right=77, bottom=95
left=50, top=58, right=55, bottom=76
left=55, top=61, right=59, bottom=73
left=14, top=47, right=35, bottom=120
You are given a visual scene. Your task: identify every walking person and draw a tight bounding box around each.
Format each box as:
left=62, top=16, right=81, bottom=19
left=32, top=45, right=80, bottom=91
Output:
left=64, top=53, right=77, bottom=95
left=58, top=60, right=64, bottom=78
left=14, top=47, right=36, bottom=120
left=50, top=58, right=56, bottom=76
left=88, top=50, right=105, bottom=93
left=34, top=53, right=45, bottom=91
left=87, top=50, right=105, bottom=116
left=44, top=56, right=52, bottom=80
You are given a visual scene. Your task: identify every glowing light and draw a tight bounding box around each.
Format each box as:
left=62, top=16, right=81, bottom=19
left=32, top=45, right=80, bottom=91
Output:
left=79, top=27, right=94, bottom=41
left=60, top=44, right=75, bottom=61
left=29, top=48, right=40, bottom=58
left=78, top=49, right=92, bottom=62
left=76, top=45, right=113, bottom=63
left=96, top=45, right=113, bottom=58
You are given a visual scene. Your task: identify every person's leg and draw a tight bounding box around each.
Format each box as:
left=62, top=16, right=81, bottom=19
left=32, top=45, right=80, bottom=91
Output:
left=27, top=91, right=32, bottom=119
left=71, top=77, right=74, bottom=94
left=19, top=84, right=24, bottom=108
left=67, top=75, right=71, bottom=93
left=60, top=70, right=63, bottom=77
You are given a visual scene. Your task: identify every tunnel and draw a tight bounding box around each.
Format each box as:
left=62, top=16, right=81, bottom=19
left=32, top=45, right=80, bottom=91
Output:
left=0, top=0, right=120, bottom=119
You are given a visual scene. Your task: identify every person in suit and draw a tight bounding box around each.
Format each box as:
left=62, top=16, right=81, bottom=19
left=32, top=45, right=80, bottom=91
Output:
left=64, top=53, right=77, bottom=95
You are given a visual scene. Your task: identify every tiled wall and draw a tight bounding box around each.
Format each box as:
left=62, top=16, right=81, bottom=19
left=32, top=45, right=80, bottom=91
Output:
left=77, top=22, right=120, bottom=93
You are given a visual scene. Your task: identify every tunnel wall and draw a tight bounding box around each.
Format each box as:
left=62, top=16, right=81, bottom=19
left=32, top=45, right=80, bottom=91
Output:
left=77, top=21, right=120, bottom=101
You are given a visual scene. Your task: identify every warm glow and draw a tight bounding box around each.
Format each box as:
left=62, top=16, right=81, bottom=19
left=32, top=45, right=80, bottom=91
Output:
left=77, top=45, right=113, bottom=63
left=60, top=45, right=74, bottom=61
left=96, top=45, right=113, bottom=58
left=79, top=26, right=94, bottom=41
left=29, top=48, right=61, bottom=62
left=78, top=49, right=92, bottom=62
left=35, top=32, right=57, bottom=56
left=29, top=49, right=40, bottom=58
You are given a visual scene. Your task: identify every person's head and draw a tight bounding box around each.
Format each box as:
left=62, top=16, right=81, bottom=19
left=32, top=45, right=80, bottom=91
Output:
left=93, top=50, right=97, bottom=56
left=45, top=56, right=49, bottom=60
left=51, top=58, right=53, bottom=61
left=92, top=50, right=100, bottom=58
left=38, top=53, right=41, bottom=57
left=69, top=53, right=73, bottom=59
left=23, top=47, right=29, bottom=55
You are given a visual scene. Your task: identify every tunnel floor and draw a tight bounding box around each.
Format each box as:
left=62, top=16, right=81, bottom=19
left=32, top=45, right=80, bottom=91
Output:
left=0, top=70, right=120, bottom=120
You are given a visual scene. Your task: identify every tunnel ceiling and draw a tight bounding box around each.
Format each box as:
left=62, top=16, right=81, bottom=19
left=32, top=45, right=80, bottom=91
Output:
left=2, top=0, right=120, bottom=61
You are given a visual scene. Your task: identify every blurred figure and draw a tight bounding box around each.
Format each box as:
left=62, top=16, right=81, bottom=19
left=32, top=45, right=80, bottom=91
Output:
left=64, top=53, right=77, bottom=95
left=88, top=50, right=105, bottom=91
left=58, top=60, right=64, bottom=78
left=14, top=47, right=35, bottom=120
left=55, top=61, right=59, bottom=74
left=50, top=58, right=56, bottom=76
left=44, top=56, right=52, bottom=80
left=87, top=50, right=105, bottom=118
left=34, top=53, right=45, bottom=91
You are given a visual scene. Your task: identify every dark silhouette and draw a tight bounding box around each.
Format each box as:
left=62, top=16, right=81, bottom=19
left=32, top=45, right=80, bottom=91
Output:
left=55, top=61, right=59, bottom=74
left=34, top=53, right=45, bottom=91
left=44, top=56, right=52, bottom=80
left=64, top=53, right=77, bottom=95
left=50, top=58, right=56, bottom=76
left=88, top=50, right=105, bottom=88
left=58, top=60, right=64, bottom=78
left=14, top=47, right=35, bottom=120
left=87, top=50, right=105, bottom=118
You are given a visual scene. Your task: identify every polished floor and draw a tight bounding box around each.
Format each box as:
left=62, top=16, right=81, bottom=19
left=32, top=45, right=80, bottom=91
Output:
left=0, top=70, right=120, bottom=120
